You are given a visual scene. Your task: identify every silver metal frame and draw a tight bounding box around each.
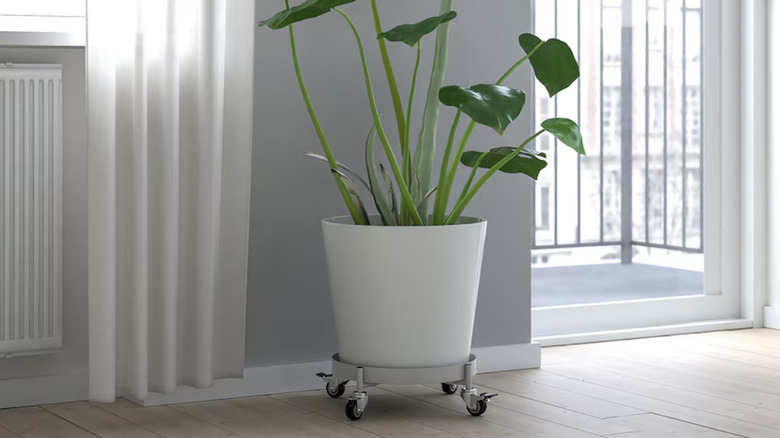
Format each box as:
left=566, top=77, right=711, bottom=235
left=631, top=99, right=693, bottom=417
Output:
left=319, top=354, right=496, bottom=420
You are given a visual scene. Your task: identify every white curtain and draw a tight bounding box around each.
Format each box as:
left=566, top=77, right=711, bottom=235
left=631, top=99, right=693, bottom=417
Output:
left=86, top=0, right=255, bottom=402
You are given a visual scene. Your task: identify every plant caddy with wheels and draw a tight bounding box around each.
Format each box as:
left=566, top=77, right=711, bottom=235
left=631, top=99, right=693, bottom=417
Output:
left=259, top=0, right=583, bottom=421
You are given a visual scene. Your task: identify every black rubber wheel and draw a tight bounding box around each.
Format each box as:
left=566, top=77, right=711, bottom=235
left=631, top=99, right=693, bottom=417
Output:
left=441, top=383, right=458, bottom=395
left=466, top=399, right=488, bottom=416
left=326, top=382, right=346, bottom=398
left=345, top=400, right=363, bottom=421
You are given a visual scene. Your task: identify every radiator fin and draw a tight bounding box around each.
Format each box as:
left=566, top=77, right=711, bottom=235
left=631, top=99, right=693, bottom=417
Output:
left=0, top=64, right=62, bottom=355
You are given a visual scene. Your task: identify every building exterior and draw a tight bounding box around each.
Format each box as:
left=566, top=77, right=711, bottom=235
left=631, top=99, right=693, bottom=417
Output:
left=533, top=0, right=703, bottom=265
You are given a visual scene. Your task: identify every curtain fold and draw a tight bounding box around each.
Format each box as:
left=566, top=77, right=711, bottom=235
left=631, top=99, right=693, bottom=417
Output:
left=86, top=0, right=254, bottom=402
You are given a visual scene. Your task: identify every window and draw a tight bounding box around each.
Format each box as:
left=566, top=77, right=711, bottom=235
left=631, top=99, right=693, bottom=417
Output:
left=531, top=0, right=741, bottom=340
left=533, top=0, right=703, bottom=252
left=536, top=184, right=551, bottom=231
left=602, top=86, right=621, bottom=156
left=0, top=0, right=85, bottom=46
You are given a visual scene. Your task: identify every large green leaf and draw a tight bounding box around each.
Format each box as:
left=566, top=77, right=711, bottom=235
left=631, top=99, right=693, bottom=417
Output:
left=331, top=169, right=370, bottom=225
left=258, top=0, right=356, bottom=29
left=518, top=33, right=579, bottom=97
left=541, top=118, right=585, bottom=155
left=438, top=84, right=526, bottom=135
left=377, top=11, right=457, bottom=47
left=461, top=147, right=548, bottom=179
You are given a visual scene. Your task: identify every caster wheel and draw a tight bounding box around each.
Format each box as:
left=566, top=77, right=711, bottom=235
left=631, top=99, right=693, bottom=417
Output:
left=441, top=383, right=458, bottom=394
left=466, top=399, right=488, bottom=416
left=345, top=400, right=363, bottom=421
left=326, top=382, right=346, bottom=398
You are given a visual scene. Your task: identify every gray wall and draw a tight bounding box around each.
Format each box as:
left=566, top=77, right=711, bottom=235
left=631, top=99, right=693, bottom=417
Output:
left=248, top=0, right=534, bottom=367
left=0, top=48, right=88, bottom=380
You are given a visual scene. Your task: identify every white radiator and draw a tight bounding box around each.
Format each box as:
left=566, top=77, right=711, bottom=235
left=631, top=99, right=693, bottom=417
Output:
left=0, top=64, right=62, bottom=356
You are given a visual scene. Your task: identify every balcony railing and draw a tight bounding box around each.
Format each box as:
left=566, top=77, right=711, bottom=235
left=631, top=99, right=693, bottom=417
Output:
left=532, top=0, right=703, bottom=262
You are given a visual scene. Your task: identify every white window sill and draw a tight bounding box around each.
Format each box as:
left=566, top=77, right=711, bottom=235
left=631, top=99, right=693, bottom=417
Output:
left=0, top=30, right=84, bottom=47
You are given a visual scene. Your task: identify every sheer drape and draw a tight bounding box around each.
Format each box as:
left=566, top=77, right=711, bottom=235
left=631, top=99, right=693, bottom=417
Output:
left=86, top=0, right=254, bottom=402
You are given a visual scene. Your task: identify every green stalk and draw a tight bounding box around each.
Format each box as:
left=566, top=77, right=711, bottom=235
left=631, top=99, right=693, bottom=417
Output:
left=333, top=7, right=423, bottom=226
left=437, top=41, right=546, bottom=223
left=370, top=0, right=406, bottom=147
left=456, top=151, right=489, bottom=206
left=444, top=130, right=545, bottom=225
left=401, top=42, right=422, bottom=225
left=416, top=0, right=455, bottom=221
left=495, top=40, right=544, bottom=85
left=287, top=13, right=364, bottom=225
left=431, top=110, right=461, bottom=224
left=436, top=120, right=475, bottom=221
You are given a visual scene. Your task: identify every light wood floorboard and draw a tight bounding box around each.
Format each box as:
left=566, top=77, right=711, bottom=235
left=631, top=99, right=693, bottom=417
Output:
left=2, top=329, right=780, bottom=437
left=0, top=407, right=96, bottom=438
left=0, top=425, right=20, bottom=438
left=41, top=402, right=161, bottom=438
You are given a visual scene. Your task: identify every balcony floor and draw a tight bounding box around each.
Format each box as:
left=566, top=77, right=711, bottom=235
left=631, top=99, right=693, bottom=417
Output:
left=532, top=262, right=704, bottom=307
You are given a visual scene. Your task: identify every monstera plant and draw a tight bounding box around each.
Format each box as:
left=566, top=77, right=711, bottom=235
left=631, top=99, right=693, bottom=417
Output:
left=259, top=0, right=584, bottom=225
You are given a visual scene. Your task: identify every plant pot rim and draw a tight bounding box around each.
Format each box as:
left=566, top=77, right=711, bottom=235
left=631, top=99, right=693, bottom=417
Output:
left=322, top=215, right=486, bottom=229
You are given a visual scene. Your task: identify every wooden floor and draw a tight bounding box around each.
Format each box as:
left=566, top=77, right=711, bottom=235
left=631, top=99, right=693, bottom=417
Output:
left=2, top=329, right=780, bottom=437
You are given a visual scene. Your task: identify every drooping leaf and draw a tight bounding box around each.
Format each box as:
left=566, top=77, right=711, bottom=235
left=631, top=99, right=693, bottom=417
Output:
left=305, top=152, right=370, bottom=191
left=518, top=33, right=579, bottom=97
left=461, top=147, right=548, bottom=179
left=412, top=173, right=423, bottom=208
left=378, top=164, right=398, bottom=221
left=364, top=125, right=397, bottom=225
left=377, top=11, right=457, bottom=47
left=258, top=0, right=356, bottom=29
left=438, top=84, right=526, bottom=134
left=416, top=186, right=437, bottom=211
left=541, top=118, right=585, bottom=155
left=331, top=169, right=370, bottom=225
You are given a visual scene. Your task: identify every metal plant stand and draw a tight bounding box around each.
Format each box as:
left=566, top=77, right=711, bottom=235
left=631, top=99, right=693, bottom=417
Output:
left=317, top=354, right=496, bottom=421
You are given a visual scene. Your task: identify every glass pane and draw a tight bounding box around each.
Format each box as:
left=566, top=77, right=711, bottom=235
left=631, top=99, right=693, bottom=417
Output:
left=533, top=0, right=704, bottom=307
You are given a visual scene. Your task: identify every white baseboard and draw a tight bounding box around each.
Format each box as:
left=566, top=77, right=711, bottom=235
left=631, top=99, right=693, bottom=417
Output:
left=136, top=342, right=541, bottom=406
left=533, top=318, right=754, bottom=347
left=0, top=374, right=88, bottom=409
left=765, top=306, right=780, bottom=329
left=471, top=342, right=540, bottom=373
left=134, top=360, right=332, bottom=406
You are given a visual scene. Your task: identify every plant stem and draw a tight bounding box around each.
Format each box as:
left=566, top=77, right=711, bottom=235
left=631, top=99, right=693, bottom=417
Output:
left=370, top=0, right=406, bottom=148
left=286, top=11, right=364, bottom=225
left=437, top=41, right=546, bottom=223
left=437, top=120, right=475, bottom=222
left=456, top=151, right=489, bottom=206
left=402, top=41, right=422, bottom=224
left=496, top=40, right=544, bottom=85
left=333, top=7, right=423, bottom=225
left=431, top=110, right=461, bottom=224
left=445, top=129, right=545, bottom=225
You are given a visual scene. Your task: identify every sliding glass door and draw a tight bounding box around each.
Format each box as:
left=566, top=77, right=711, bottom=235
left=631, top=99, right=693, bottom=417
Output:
left=531, top=0, right=742, bottom=340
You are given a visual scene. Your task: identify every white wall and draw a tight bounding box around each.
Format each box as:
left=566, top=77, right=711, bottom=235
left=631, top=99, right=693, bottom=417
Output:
left=0, top=47, right=88, bottom=407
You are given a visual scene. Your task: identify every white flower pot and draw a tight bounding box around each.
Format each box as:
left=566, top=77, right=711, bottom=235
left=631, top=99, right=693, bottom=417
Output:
left=322, top=215, right=487, bottom=368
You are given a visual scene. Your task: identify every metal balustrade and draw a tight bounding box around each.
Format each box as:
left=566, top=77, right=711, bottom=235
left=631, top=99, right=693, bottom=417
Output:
left=532, top=0, right=703, bottom=261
